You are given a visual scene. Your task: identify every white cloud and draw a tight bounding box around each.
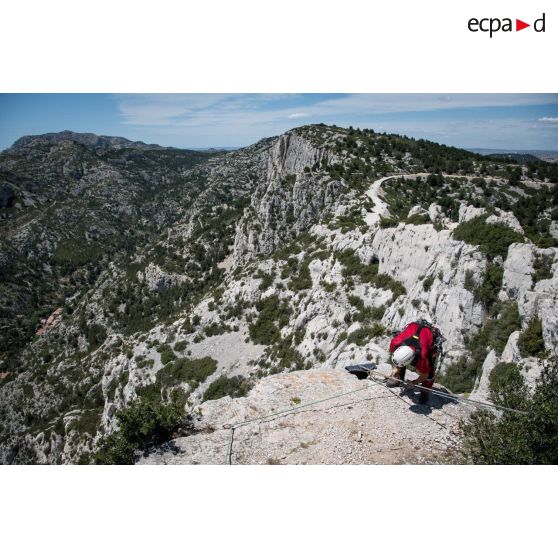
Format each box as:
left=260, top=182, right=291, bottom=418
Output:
left=111, top=93, right=558, bottom=149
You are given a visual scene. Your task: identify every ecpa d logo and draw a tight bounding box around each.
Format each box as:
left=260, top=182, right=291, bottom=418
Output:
left=468, top=13, right=546, bottom=37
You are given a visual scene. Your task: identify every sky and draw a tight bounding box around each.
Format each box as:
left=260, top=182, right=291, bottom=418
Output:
left=0, top=93, right=557, bottom=152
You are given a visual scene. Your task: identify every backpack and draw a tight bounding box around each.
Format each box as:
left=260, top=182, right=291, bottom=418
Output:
left=401, top=319, right=445, bottom=365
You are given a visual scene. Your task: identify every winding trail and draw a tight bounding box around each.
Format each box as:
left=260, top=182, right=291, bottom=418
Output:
left=364, top=174, right=429, bottom=226
left=364, top=172, right=481, bottom=227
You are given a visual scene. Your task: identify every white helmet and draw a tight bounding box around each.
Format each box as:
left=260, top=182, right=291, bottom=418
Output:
left=393, top=345, right=415, bottom=367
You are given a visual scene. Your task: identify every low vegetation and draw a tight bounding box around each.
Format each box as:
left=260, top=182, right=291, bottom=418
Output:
left=453, top=216, right=523, bottom=259
left=463, top=360, right=558, bottom=464
left=93, top=396, right=190, bottom=464
left=518, top=317, right=546, bottom=358
left=202, top=375, right=252, bottom=402
left=439, top=301, right=521, bottom=393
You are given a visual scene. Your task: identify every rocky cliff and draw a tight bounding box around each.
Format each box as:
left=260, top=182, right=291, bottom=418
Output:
left=1, top=125, right=557, bottom=464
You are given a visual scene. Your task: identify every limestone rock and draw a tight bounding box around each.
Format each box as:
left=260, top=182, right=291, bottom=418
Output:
left=138, top=369, right=467, bottom=465
left=408, top=205, right=428, bottom=218
left=471, top=350, right=499, bottom=403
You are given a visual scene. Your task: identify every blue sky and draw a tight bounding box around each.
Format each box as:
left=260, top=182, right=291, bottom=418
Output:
left=1, top=93, right=557, bottom=151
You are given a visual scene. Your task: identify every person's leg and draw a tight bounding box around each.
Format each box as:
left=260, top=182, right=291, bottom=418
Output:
left=419, top=378, right=434, bottom=405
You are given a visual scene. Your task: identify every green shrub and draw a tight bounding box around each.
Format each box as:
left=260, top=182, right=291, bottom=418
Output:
left=84, top=324, right=107, bottom=351
left=335, top=207, right=366, bottom=232
left=202, top=375, right=252, bottom=402
left=439, top=301, right=521, bottom=393
left=373, top=273, right=406, bottom=298
left=257, top=271, right=274, bottom=291
left=406, top=213, right=431, bottom=225
left=379, top=217, right=399, bottom=228
left=182, top=318, right=195, bottom=334
left=75, top=408, right=103, bottom=436
left=321, top=281, right=336, bottom=293
left=533, top=253, right=554, bottom=283
left=518, top=317, right=546, bottom=358
left=463, top=361, right=558, bottom=464
left=135, top=357, right=154, bottom=369
left=159, top=356, right=218, bottom=390
left=488, top=363, right=526, bottom=409
left=453, top=216, right=523, bottom=258
left=474, top=262, right=503, bottom=310
left=423, top=276, right=434, bottom=291
left=160, top=349, right=176, bottom=365
left=203, top=322, right=230, bottom=336
left=248, top=295, right=291, bottom=345
left=288, top=262, right=312, bottom=291
left=174, top=340, right=187, bottom=352
left=348, top=295, right=364, bottom=309
left=94, top=396, right=189, bottom=464
left=348, top=324, right=385, bottom=346
left=464, top=270, right=475, bottom=291
left=52, top=240, right=102, bottom=270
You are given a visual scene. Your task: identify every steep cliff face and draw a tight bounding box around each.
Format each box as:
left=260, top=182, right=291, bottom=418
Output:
left=374, top=224, right=486, bottom=353
left=1, top=125, right=557, bottom=464
left=233, top=131, right=343, bottom=263
left=471, top=243, right=558, bottom=400
left=502, top=243, right=558, bottom=353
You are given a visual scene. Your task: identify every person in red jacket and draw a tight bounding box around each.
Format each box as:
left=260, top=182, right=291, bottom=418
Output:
left=387, top=319, right=443, bottom=405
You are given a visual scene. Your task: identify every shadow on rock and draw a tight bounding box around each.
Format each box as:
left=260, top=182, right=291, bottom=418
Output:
left=406, top=385, right=459, bottom=415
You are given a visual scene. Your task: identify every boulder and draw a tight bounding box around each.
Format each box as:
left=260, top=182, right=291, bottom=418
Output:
left=428, top=203, right=444, bottom=223
left=408, top=205, right=428, bottom=218
left=501, top=331, right=522, bottom=364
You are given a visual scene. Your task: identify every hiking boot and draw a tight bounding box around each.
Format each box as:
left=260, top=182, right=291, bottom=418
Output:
left=418, top=390, right=430, bottom=405
left=386, top=376, right=400, bottom=387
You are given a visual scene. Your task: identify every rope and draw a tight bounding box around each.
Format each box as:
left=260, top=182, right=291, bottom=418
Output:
left=365, top=368, right=529, bottom=416
left=223, top=366, right=528, bottom=463
left=224, top=384, right=372, bottom=464
left=367, top=375, right=449, bottom=431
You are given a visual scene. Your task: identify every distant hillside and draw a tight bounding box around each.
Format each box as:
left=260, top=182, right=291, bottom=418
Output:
left=473, top=148, right=558, bottom=164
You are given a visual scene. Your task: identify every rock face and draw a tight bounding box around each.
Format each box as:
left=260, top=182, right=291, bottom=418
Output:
left=459, top=204, right=524, bottom=233
left=140, top=263, right=185, bottom=292
left=370, top=224, right=485, bottom=351
left=139, top=369, right=466, bottom=465
left=233, top=132, right=343, bottom=263
left=471, top=244, right=558, bottom=401
left=502, top=244, right=558, bottom=357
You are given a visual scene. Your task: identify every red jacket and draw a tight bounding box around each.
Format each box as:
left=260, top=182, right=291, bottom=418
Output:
left=389, top=322, right=436, bottom=376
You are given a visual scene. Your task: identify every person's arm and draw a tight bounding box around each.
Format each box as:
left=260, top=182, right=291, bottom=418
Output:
left=407, top=372, right=429, bottom=387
